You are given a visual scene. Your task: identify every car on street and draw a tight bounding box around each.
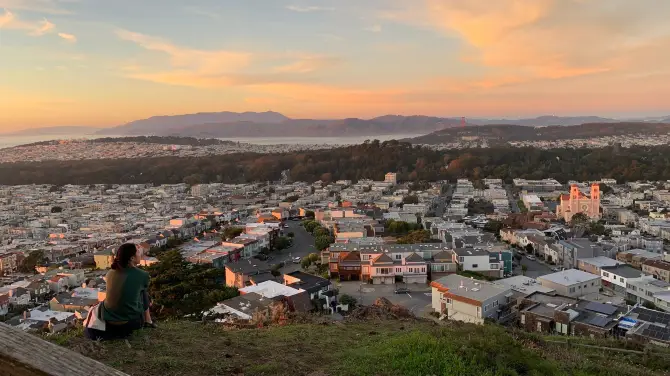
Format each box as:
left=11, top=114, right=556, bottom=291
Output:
left=394, top=287, right=411, bottom=294
left=550, top=267, right=560, bottom=272
left=292, top=257, right=302, bottom=264
left=526, top=255, right=536, bottom=261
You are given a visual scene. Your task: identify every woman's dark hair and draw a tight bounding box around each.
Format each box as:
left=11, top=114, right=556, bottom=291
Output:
left=111, top=243, right=138, bottom=270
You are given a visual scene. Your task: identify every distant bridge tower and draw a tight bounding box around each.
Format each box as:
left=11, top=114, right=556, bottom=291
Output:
left=461, top=117, right=466, bottom=128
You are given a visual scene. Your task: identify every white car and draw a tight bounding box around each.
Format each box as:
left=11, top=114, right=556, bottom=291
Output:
left=292, top=257, right=302, bottom=264
left=526, top=255, right=536, bottom=261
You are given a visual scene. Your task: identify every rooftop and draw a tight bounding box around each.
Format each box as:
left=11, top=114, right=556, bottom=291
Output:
left=495, top=276, right=555, bottom=295
left=601, top=264, right=645, bottom=279
left=578, top=256, right=621, bottom=268
left=240, top=281, right=303, bottom=298
left=433, top=274, right=510, bottom=303
left=537, top=269, right=601, bottom=286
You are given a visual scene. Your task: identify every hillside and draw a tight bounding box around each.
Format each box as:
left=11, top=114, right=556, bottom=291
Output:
left=407, top=122, right=670, bottom=145
left=51, top=319, right=670, bottom=376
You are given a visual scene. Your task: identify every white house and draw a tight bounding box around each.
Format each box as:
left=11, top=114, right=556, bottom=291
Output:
left=600, top=264, right=645, bottom=293
left=453, top=248, right=503, bottom=278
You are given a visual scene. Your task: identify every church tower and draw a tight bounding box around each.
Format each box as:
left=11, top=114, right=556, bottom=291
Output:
left=570, top=185, right=580, bottom=215
left=590, top=183, right=600, bottom=219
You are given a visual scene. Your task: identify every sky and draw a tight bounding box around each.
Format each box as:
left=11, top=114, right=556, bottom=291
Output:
left=1, top=0, right=670, bottom=130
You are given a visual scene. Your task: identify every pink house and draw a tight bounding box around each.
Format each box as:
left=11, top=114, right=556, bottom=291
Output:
left=364, top=252, right=428, bottom=285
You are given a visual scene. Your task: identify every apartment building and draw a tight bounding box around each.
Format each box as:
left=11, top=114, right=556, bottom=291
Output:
left=431, top=274, right=512, bottom=325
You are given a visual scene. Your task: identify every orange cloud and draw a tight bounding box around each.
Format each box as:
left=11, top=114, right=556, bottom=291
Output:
left=57, top=32, right=76, bottom=42
left=0, top=9, right=55, bottom=36
left=117, top=30, right=342, bottom=89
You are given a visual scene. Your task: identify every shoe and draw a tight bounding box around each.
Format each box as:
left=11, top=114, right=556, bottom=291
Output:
left=144, top=321, right=158, bottom=329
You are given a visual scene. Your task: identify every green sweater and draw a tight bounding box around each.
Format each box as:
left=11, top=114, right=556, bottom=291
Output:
left=102, top=267, right=149, bottom=322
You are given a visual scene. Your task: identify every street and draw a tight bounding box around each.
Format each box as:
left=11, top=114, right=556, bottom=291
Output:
left=276, top=220, right=316, bottom=274
left=515, top=256, right=554, bottom=278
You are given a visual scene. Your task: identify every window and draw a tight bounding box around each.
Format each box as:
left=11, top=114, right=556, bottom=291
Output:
left=396, top=268, right=401, bottom=273
left=591, top=282, right=594, bottom=286
left=603, top=272, right=609, bottom=277
left=458, top=256, right=464, bottom=263
left=472, top=264, right=479, bottom=268
left=490, top=264, right=499, bottom=269
left=584, top=285, right=587, bottom=289
left=421, top=267, right=426, bottom=273
left=446, top=298, right=452, bottom=304
left=394, top=254, right=402, bottom=260
left=493, top=301, right=499, bottom=307
left=484, top=304, right=490, bottom=312
left=477, top=306, right=481, bottom=317
left=569, top=287, right=576, bottom=293
left=620, top=277, right=624, bottom=283
left=521, top=313, right=525, bottom=324
left=646, top=291, right=654, bottom=297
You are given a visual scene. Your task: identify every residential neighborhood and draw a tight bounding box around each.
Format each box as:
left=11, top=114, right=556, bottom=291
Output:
left=1, top=175, right=670, bottom=347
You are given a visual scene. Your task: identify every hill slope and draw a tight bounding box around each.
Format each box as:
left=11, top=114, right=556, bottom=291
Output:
left=52, top=319, right=669, bottom=376
left=407, top=122, right=670, bottom=145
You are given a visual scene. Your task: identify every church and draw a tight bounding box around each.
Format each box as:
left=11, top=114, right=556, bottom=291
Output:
left=556, top=184, right=601, bottom=222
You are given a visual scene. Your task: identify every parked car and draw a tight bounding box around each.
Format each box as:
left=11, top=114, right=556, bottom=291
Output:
left=394, top=287, right=411, bottom=294
left=526, top=255, right=536, bottom=261
left=550, top=267, right=560, bottom=272
left=292, top=257, right=302, bottom=264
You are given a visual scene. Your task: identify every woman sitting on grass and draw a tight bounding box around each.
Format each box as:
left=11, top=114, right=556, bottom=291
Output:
left=85, top=243, right=156, bottom=340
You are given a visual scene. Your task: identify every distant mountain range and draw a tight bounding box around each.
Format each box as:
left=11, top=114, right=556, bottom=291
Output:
left=86, top=111, right=670, bottom=138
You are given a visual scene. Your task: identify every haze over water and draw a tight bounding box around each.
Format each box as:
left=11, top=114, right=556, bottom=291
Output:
left=0, top=134, right=420, bottom=149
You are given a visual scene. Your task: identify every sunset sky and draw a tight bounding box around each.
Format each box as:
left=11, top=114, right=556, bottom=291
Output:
left=1, top=0, right=670, bottom=130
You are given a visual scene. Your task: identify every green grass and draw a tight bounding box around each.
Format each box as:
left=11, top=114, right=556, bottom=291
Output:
left=49, top=319, right=670, bottom=376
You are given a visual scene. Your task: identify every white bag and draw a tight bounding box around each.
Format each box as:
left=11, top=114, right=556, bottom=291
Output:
left=85, top=302, right=106, bottom=331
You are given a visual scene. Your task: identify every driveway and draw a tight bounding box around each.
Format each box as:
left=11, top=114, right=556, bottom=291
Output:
left=335, top=281, right=433, bottom=316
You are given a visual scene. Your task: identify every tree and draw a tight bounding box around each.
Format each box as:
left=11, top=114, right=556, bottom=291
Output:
left=587, top=221, right=607, bottom=236
left=305, top=210, right=315, bottom=219
left=339, top=294, right=357, bottom=308
left=307, top=253, right=320, bottom=263
left=641, top=300, right=657, bottom=310
left=484, top=220, right=503, bottom=235
left=313, top=227, right=330, bottom=237
left=145, top=250, right=238, bottom=318
left=525, top=244, right=534, bottom=254
left=19, top=250, right=46, bottom=273
left=303, top=220, right=319, bottom=233
left=570, top=213, right=590, bottom=227
left=50, top=206, right=63, bottom=213
left=521, top=265, right=528, bottom=276
left=315, top=235, right=334, bottom=251
left=397, top=230, right=433, bottom=244
left=183, top=174, right=203, bottom=186
left=402, top=195, right=419, bottom=205
left=599, top=183, right=613, bottom=195
left=275, top=236, right=291, bottom=250
left=222, top=227, right=243, bottom=241
left=301, top=258, right=311, bottom=270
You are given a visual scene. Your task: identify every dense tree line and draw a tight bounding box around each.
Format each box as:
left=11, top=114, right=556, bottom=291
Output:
left=3, top=142, right=670, bottom=185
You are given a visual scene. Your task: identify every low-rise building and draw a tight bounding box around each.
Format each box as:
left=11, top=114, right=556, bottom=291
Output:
left=537, top=269, right=601, bottom=298
left=642, top=259, right=670, bottom=283
left=600, top=264, right=645, bottom=293
left=431, top=274, right=513, bottom=325
left=626, top=276, right=670, bottom=312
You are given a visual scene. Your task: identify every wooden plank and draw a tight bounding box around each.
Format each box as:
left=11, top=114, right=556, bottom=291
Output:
left=0, top=323, right=129, bottom=376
